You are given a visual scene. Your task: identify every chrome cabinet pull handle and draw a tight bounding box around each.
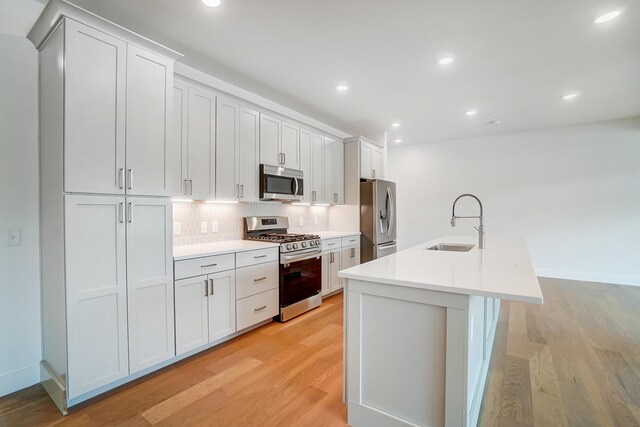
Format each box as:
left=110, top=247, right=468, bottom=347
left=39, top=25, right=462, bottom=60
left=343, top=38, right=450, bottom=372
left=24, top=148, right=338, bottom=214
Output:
left=254, top=255, right=267, bottom=259
left=240, top=184, right=244, bottom=198
left=127, top=169, right=133, bottom=190
left=119, top=168, right=125, bottom=189
left=189, top=179, right=193, bottom=195
left=118, top=202, right=124, bottom=223
left=283, top=153, right=286, bottom=165
left=254, top=305, right=267, bottom=312
left=204, top=279, right=208, bottom=297
left=184, top=179, right=188, bottom=195
left=210, top=278, right=214, bottom=295
left=201, top=263, right=218, bottom=268
left=371, top=169, right=375, bottom=178
left=253, top=277, right=267, bottom=282
left=328, top=243, right=336, bottom=246
left=127, top=202, right=132, bottom=223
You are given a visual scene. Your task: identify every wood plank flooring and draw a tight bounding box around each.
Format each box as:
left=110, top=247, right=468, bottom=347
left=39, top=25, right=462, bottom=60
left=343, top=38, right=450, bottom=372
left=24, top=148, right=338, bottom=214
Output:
left=2, top=278, right=640, bottom=427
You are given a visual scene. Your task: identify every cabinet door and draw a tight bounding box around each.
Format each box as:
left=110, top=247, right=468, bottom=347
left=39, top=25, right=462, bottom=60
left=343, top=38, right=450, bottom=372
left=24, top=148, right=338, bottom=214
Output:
left=259, top=113, right=280, bottom=166
left=311, top=134, right=324, bottom=203
left=175, top=275, right=209, bottom=355
left=64, top=20, right=126, bottom=194
left=372, top=146, right=384, bottom=179
left=65, top=195, right=128, bottom=399
left=281, top=120, right=300, bottom=169
left=208, top=270, right=237, bottom=342
left=170, top=82, right=188, bottom=195
left=126, top=197, right=175, bottom=373
left=321, top=253, right=331, bottom=296
left=340, top=245, right=360, bottom=287
left=187, top=86, right=215, bottom=198
left=238, top=106, right=260, bottom=201
left=333, top=140, right=344, bottom=204
left=329, top=249, right=342, bottom=292
left=323, top=138, right=334, bottom=204
left=216, top=96, right=239, bottom=201
left=299, top=129, right=312, bottom=203
left=360, top=142, right=373, bottom=179
left=125, top=45, right=173, bottom=196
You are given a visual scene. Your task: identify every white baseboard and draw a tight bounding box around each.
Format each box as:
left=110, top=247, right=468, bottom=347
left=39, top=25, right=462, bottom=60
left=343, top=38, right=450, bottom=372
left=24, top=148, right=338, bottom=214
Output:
left=0, top=364, right=40, bottom=397
left=536, top=268, right=640, bottom=287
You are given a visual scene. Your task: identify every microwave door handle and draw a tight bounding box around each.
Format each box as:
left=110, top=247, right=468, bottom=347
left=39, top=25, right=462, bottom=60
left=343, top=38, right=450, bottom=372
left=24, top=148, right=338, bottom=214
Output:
left=387, top=187, right=394, bottom=236
left=293, top=177, right=299, bottom=196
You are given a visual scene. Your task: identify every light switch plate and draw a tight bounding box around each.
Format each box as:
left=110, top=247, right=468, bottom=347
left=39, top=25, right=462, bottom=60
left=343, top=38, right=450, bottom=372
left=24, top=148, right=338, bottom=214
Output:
left=211, top=221, right=219, bottom=233
left=7, top=228, right=21, bottom=246
left=173, top=223, right=181, bottom=236
left=200, top=221, right=208, bottom=234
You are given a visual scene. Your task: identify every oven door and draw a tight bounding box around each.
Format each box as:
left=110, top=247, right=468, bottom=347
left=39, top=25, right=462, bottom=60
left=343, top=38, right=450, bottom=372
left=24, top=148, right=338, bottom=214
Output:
left=260, top=164, right=304, bottom=201
left=279, top=256, right=321, bottom=308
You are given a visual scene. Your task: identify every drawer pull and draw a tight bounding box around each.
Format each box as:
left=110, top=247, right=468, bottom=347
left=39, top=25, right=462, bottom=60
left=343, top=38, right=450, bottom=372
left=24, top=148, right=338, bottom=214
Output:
left=201, top=263, right=218, bottom=268
left=253, top=277, right=267, bottom=282
left=328, top=243, right=336, bottom=246
left=254, top=305, right=267, bottom=312
left=254, top=255, right=267, bottom=259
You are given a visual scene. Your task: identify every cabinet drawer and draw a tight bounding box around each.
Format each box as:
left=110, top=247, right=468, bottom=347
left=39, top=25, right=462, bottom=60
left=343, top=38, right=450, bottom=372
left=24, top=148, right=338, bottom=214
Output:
left=236, top=261, right=279, bottom=299
left=236, top=247, right=279, bottom=268
left=174, top=253, right=235, bottom=280
left=341, top=235, right=360, bottom=247
left=322, top=238, right=341, bottom=252
left=236, top=288, right=279, bottom=331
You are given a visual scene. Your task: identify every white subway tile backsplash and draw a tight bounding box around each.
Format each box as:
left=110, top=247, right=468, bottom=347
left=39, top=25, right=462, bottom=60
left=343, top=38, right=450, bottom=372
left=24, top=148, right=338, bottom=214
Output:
left=172, top=202, right=329, bottom=246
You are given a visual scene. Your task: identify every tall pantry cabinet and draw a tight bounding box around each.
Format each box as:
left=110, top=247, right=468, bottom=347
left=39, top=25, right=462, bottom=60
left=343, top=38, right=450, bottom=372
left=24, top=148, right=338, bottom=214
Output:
left=30, top=1, right=183, bottom=413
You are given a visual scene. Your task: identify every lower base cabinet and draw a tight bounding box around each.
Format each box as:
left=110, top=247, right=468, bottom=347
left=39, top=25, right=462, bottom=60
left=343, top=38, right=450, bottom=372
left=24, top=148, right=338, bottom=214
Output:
left=322, top=249, right=342, bottom=295
left=174, top=270, right=236, bottom=356
left=340, top=245, right=360, bottom=288
left=236, top=288, right=279, bottom=331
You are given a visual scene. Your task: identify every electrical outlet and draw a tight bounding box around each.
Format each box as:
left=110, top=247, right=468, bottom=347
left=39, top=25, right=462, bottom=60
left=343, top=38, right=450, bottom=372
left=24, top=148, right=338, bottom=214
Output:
left=299, top=217, right=304, bottom=226
left=314, top=217, right=318, bottom=226
left=200, top=221, right=208, bottom=234
left=173, top=223, right=181, bottom=236
left=7, top=228, right=21, bottom=246
left=211, top=221, right=219, bottom=233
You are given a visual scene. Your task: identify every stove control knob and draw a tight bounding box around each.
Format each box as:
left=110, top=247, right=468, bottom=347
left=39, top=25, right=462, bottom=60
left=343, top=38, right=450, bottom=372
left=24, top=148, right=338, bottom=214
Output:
left=286, top=244, right=292, bottom=250
left=301, top=242, right=307, bottom=248
left=293, top=243, right=298, bottom=249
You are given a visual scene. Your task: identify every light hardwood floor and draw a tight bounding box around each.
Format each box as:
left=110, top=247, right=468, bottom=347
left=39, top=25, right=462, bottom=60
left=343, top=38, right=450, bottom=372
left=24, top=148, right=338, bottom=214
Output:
left=2, top=279, right=640, bottom=427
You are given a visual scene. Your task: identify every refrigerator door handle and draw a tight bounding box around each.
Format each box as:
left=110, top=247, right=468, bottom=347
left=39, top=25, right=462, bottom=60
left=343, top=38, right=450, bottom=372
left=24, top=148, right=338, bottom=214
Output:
left=387, top=187, right=394, bottom=236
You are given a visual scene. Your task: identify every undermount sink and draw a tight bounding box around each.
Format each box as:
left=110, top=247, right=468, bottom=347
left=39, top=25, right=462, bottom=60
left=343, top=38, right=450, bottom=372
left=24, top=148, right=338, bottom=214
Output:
left=426, top=243, right=475, bottom=252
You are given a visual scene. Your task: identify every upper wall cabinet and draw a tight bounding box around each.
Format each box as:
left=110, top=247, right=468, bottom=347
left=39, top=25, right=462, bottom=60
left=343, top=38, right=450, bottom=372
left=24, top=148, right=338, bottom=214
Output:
left=259, top=113, right=300, bottom=169
left=323, top=137, right=344, bottom=205
left=62, top=19, right=174, bottom=196
left=360, top=139, right=385, bottom=180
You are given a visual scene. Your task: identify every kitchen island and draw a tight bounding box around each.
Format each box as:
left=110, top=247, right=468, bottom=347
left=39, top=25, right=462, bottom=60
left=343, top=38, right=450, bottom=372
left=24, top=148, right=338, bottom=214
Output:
left=339, top=236, right=543, bottom=427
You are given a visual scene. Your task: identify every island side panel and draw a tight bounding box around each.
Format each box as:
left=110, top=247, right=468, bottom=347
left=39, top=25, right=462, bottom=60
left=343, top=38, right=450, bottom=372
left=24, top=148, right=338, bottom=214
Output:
left=345, top=279, right=470, bottom=427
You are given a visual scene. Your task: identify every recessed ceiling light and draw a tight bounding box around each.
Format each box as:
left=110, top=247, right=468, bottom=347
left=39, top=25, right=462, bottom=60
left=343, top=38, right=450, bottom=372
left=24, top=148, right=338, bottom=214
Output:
left=438, top=56, right=454, bottom=65
left=394, top=139, right=402, bottom=143
left=391, top=122, right=400, bottom=128
left=595, top=10, right=621, bottom=24
left=202, top=0, right=221, bottom=7
left=562, top=93, right=579, bottom=100
left=465, top=110, right=477, bottom=116
left=336, top=84, right=349, bottom=92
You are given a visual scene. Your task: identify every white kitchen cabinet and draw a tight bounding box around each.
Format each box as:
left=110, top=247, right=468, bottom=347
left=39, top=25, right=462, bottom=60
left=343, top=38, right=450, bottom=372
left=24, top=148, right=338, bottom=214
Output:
left=125, top=45, right=173, bottom=196
left=174, top=269, right=236, bottom=356
left=174, top=275, right=209, bottom=355
left=323, top=138, right=334, bottom=205
left=299, top=129, right=312, bottom=203
left=186, top=86, right=216, bottom=198
left=236, top=288, right=279, bottom=331
left=64, top=195, right=129, bottom=399
left=170, top=82, right=188, bottom=195
left=333, top=139, right=345, bottom=204
left=259, top=113, right=299, bottom=169
left=125, top=198, right=175, bottom=373
left=360, top=139, right=385, bottom=180
left=216, top=96, right=239, bottom=200
left=322, top=250, right=342, bottom=295
left=64, top=20, right=126, bottom=195
left=311, top=133, right=325, bottom=203
left=340, top=244, right=360, bottom=287
left=216, top=97, right=260, bottom=201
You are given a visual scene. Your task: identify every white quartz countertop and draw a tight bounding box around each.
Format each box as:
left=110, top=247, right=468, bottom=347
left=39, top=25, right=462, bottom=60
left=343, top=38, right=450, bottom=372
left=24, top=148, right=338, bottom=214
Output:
left=339, top=236, right=543, bottom=304
left=313, top=231, right=361, bottom=239
left=173, top=240, right=279, bottom=261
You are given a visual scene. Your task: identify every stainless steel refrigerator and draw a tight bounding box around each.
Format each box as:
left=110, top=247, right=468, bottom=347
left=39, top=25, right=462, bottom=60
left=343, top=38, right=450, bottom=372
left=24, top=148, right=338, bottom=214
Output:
left=360, top=179, right=397, bottom=262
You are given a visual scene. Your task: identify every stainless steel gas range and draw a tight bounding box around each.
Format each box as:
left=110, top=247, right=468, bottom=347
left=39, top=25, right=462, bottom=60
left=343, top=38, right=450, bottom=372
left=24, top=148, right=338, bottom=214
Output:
left=244, top=216, right=322, bottom=322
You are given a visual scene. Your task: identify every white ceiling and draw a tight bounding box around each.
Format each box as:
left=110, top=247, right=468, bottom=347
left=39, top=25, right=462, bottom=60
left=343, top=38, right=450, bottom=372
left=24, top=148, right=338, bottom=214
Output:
left=17, top=0, right=640, bottom=143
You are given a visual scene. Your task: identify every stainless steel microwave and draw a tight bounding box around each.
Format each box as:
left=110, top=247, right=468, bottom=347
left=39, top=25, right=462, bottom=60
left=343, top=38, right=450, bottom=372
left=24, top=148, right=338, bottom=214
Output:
left=259, top=164, right=304, bottom=201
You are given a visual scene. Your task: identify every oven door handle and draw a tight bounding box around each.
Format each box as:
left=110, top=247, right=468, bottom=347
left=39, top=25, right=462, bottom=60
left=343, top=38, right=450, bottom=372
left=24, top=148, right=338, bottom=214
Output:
left=280, top=248, right=322, bottom=264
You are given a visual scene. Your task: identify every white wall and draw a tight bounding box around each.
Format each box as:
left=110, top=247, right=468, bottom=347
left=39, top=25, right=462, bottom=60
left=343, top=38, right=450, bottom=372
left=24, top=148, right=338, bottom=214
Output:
left=0, top=35, right=41, bottom=396
left=387, top=117, right=640, bottom=286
